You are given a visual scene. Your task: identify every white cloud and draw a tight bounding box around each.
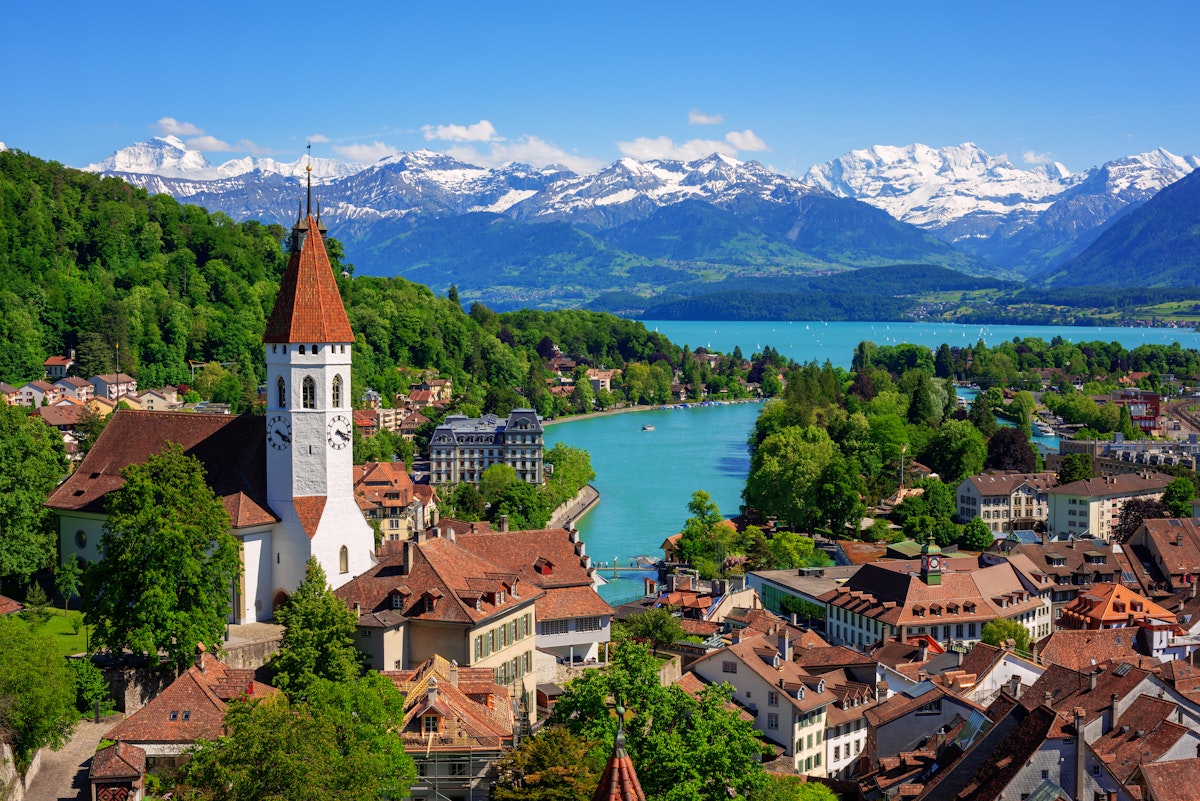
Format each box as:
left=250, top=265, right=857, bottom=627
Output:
left=333, top=141, right=401, bottom=162
left=183, top=136, right=273, bottom=155
left=445, top=135, right=603, bottom=175
left=307, top=134, right=330, bottom=144
left=618, top=135, right=738, bottom=162
left=1022, top=149, right=1054, bottom=165
left=155, top=117, right=204, bottom=136
left=421, top=119, right=502, bottom=143
left=725, top=129, right=768, bottom=151
left=185, top=135, right=233, bottom=152
left=689, top=109, right=725, bottom=125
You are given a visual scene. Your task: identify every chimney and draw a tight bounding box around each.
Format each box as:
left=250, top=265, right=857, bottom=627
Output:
left=402, top=540, right=413, bottom=575
left=196, top=642, right=207, bottom=673
left=1110, top=693, right=1119, bottom=732
left=876, top=680, right=889, bottom=700
left=1009, top=675, right=1021, bottom=699
left=790, top=613, right=799, bottom=626
left=427, top=676, right=438, bottom=704
left=449, top=660, right=459, bottom=687
left=918, top=642, right=928, bottom=662
left=1090, top=669, right=1098, bottom=691
left=778, top=633, right=791, bottom=663
left=1075, top=707, right=1087, bottom=799
left=1045, top=689, right=1053, bottom=706
left=499, top=514, right=509, bottom=533
left=353, top=602, right=361, bottom=615
left=1192, top=581, right=1197, bottom=600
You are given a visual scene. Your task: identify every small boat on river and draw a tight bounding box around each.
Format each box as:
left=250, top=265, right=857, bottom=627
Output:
left=642, top=424, right=655, bottom=431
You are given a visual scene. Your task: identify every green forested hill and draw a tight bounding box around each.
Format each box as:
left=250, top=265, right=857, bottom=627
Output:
left=1036, top=168, right=1200, bottom=288
left=0, top=150, right=681, bottom=407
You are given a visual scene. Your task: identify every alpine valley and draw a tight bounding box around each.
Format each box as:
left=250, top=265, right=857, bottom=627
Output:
left=71, top=137, right=1200, bottom=315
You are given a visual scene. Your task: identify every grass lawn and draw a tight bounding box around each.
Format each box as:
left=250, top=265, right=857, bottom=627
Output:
left=16, top=607, right=91, bottom=657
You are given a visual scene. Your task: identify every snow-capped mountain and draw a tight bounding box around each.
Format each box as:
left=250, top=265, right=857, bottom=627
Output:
left=84, top=135, right=364, bottom=182
left=81, top=136, right=1197, bottom=282
left=803, top=143, right=1074, bottom=237
left=507, top=153, right=816, bottom=227
left=803, top=143, right=1199, bottom=274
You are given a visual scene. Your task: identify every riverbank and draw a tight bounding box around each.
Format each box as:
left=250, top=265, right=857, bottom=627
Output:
left=548, top=484, right=600, bottom=529
left=542, top=398, right=761, bottom=427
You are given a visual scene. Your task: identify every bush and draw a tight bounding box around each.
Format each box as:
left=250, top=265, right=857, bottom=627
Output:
left=70, top=657, right=113, bottom=715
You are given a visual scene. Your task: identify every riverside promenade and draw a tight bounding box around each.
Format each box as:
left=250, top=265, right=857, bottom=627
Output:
left=547, top=484, right=600, bottom=529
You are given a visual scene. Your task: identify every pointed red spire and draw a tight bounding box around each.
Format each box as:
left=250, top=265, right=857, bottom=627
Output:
left=263, top=215, right=354, bottom=344
left=593, top=709, right=647, bottom=801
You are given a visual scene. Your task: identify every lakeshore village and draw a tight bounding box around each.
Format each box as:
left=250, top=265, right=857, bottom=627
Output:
left=13, top=202, right=1200, bottom=801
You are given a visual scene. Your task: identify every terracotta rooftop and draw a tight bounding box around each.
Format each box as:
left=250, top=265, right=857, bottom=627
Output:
left=962, top=471, right=1057, bottom=497
left=1059, top=582, right=1180, bottom=630
left=263, top=215, right=354, bottom=344
left=1052, top=471, right=1173, bottom=498
left=593, top=725, right=647, bottom=801
left=0, top=595, right=23, bottom=615
left=384, top=654, right=514, bottom=753
left=90, top=741, right=145, bottom=779
left=45, top=411, right=276, bottom=528
left=674, top=672, right=755, bottom=722
left=336, top=534, right=542, bottom=625
left=1139, top=518, right=1200, bottom=580
left=1034, top=628, right=1149, bottom=672
left=1136, top=757, right=1200, bottom=801
left=105, top=650, right=276, bottom=746
left=691, top=638, right=838, bottom=715
left=1093, top=694, right=1191, bottom=781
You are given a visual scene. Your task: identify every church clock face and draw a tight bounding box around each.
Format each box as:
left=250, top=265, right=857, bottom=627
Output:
left=267, top=415, right=292, bottom=450
left=328, top=414, right=352, bottom=449
left=927, top=556, right=940, bottom=570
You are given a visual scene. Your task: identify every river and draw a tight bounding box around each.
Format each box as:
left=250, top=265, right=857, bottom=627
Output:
left=548, top=321, right=1200, bottom=601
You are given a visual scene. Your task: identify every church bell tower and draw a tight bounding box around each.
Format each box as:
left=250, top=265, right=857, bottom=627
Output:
left=261, top=166, right=374, bottom=597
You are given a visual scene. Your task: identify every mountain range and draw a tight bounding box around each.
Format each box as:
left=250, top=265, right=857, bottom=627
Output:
left=74, top=136, right=1199, bottom=311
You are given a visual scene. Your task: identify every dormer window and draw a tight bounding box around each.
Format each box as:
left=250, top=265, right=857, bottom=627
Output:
left=423, top=715, right=440, bottom=734
left=497, top=591, right=505, bottom=605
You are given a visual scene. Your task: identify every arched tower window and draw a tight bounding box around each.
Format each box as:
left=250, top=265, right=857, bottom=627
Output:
left=302, top=376, right=316, bottom=409
left=339, top=545, right=349, bottom=574
left=276, top=377, right=286, bottom=408
left=332, top=374, right=343, bottom=408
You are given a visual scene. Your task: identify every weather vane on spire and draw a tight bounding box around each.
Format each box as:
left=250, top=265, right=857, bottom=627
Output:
left=305, top=141, right=313, bottom=216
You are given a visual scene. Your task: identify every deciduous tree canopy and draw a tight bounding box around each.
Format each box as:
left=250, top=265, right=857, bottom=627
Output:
left=85, top=442, right=239, bottom=671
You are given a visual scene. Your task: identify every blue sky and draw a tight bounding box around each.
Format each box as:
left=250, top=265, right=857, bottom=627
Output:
left=4, top=1, right=1197, bottom=176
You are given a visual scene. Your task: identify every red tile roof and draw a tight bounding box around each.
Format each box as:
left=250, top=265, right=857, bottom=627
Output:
left=383, top=655, right=514, bottom=753
left=593, top=729, right=647, bottom=801
left=1093, top=694, right=1190, bottom=781
left=0, top=595, right=23, bottom=615
left=292, top=496, right=328, bottom=538
left=45, top=411, right=276, bottom=528
left=105, top=651, right=277, bottom=746
left=336, top=535, right=542, bottom=625
left=1034, top=628, right=1148, bottom=672
left=262, top=216, right=354, bottom=344
left=1137, top=757, right=1200, bottom=801
left=90, top=740, right=145, bottom=779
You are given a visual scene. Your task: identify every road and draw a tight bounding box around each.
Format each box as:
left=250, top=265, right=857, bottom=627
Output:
left=24, top=716, right=121, bottom=801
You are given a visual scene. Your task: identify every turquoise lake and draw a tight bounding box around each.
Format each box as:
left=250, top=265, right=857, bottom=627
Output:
left=547, top=321, right=1200, bottom=601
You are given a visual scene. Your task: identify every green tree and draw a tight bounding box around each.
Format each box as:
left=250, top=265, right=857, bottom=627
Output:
left=757, top=774, right=839, bottom=801
left=766, top=531, right=817, bottom=570
left=1057, top=453, right=1094, bottom=485
left=1113, top=497, right=1169, bottom=543
left=491, top=725, right=602, bottom=801
left=85, top=442, right=239, bottom=671
left=980, top=618, right=1031, bottom=653
left=550, top=641, right=767, bottom=801
left=1163, top=476, right=1196, bottom=518
left=492, top=480, right=550, bottom=530
left=0, top=616, right=77, bottom=771
left=480, top=463, right=519, bottom=504
left=812, top=456, right=866, bottom=536
left=269, top=558, right=363, bottom=696
left=617, top=608, right=686, bottom=657
left=0, top=403, right=69, bottom=581
left=961, top=517, right=995, bottom=551
left=968, top=395, right=1000, bottom=439
left=448, top=482, right=486, bottom=521
left=181, top=674, right=416, bottom=801
left=922, top=419, right=986, bottom=485
left=985, top=427, right=1037, bottom=473
left=69, top=656, right=113, bottom=716
left=55, top=558, right=82, bottom=611
left=744, top=425, right=836, bottom=529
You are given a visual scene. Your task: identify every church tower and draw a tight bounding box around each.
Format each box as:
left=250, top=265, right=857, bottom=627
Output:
left=262, top=171, right=375, bottom=599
